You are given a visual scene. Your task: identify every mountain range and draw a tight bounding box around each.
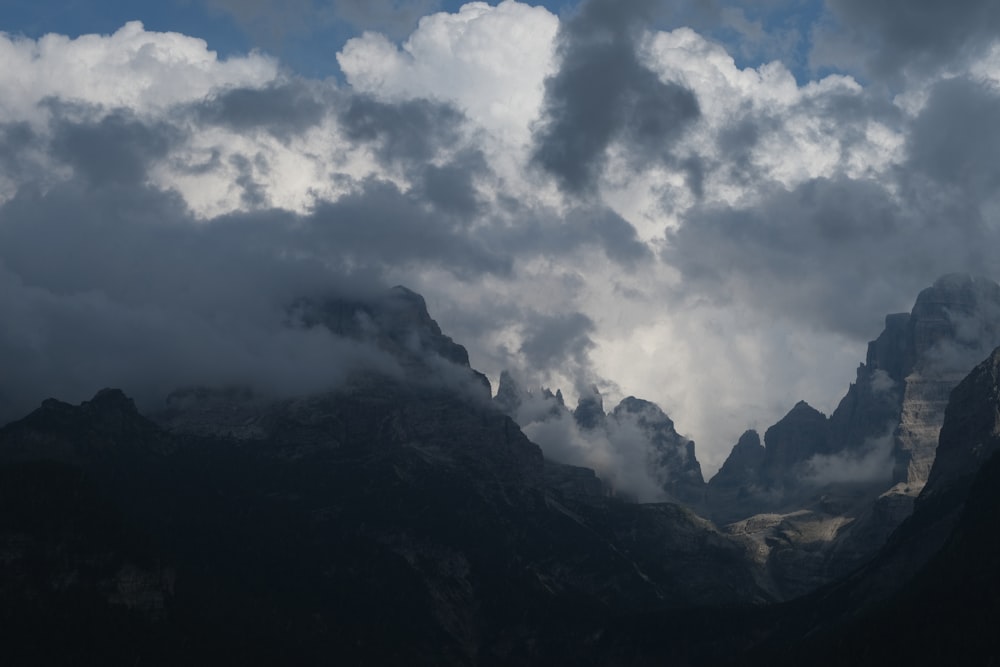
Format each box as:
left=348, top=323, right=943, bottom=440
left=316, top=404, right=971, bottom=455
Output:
left=2, top=275, right=999, bottom=664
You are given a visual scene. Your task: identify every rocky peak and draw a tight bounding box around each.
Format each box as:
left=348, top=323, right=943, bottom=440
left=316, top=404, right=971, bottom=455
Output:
left=573, top=385, right=606, bottom=430
left=494, top=371, right=523, bottom=416
left=542, top=387, right=565, bottom=407
left=866, top=312, right=911, bottom=383
left=710, top=430, right=765, bottom=487
left=291, top=285, right=491, bottom=401
left=611, top=396, right=705, bottom=502
left=908, top=273, right=1000, bottom=372
left=294, top=285, right=473, bottom=370
left=762, top=401, right=828, bottom=475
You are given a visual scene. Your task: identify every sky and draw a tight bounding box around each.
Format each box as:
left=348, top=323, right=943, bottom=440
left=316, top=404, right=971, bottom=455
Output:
left=1, top=0, right=1000, bottom=475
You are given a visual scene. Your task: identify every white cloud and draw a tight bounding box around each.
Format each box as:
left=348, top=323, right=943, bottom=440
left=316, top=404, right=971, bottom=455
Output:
left=0, top=22, right=278, bottom=120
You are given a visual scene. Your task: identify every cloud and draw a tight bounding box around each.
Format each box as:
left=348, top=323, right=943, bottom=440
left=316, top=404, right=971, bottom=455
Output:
left=0, top=21, right=277, bottom=119
left=522, top=409, right=666, bottom=502
left=519, top=311, right=596, bottom=373
left=531, top=0, right=700, bottom=193
left=338, top=94, right=465, bottom=164
left=3, top=7, right=1000, bottom=488
left=337, top=1, right=559, bottom=146
left=814, top=0, right=1000, bottom=82
left=906, top=77, right=1000, bottom=204
left=195, top=81, right=328, bottom=141
left=50, top=110, right=177, bottom=187
left=803, top=431, right=895, bottom=486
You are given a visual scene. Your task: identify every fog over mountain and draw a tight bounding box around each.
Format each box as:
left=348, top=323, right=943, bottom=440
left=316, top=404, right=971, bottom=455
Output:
left=3, top=0, right=1000, bottom=474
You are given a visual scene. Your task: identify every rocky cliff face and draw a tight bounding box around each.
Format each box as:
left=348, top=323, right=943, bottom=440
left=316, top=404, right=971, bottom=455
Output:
left=891, top=274, right=1000, bottom=487
left=705, top=274, right=1000, bottom=599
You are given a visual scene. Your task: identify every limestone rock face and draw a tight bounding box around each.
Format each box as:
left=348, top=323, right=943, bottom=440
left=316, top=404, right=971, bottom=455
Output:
left=705, top=274, right=1000, bottom=599
left=710, top=274, right=1000, bottom=510
left=890, top=274, right=1000, bottom=487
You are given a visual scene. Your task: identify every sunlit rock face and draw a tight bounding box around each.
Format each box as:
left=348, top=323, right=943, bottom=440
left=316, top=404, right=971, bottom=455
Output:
left=891, top=274, right=1000, bottom=488
left=704, top=274, right=1000, bottom=599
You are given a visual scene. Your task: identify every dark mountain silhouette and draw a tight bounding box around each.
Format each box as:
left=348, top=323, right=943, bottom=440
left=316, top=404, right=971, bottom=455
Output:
left=0, top=287, right=766, bottom=666
left=3, top=278, right=1000, bottom=665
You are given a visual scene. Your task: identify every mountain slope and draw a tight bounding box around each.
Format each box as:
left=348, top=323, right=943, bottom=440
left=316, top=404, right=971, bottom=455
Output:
left=0, top=287, right=770, bottom=666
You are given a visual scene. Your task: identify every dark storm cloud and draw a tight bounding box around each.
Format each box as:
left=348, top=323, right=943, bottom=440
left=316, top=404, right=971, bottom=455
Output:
left=308, top=178, right=511, bottom=277
left=419, top=151, right=486, bottom=218
left=0, top=99, right=509, bottom=420
left=0, top=123, right=36, bottom=175
left=819, top=0, right=1000, bottom=80
left=666, top=134, right=1000, bottom=340
left=665, top=180, right=923, bottom=337
left=50, top=111, right=177, bottom=187
left=906, top=77, right=1000, bottom=200
left=714, top=115, right=764, bottom=185
left=340, top=95, right=465, bottom=165
left=230, top=153, right=270, bottom=208
left=532, top=0, right=700, bottom=193
left=0, top=172, right=398, bottom=421
left=519, top=311, right=596, bottom=370
left=196, top=82, right=327, bottom=140
left=492, top=203, right=653, bottom=267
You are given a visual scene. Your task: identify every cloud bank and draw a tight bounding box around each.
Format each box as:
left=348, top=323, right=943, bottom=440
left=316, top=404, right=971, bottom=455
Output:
left=2, top=2, right=1000, bottom=476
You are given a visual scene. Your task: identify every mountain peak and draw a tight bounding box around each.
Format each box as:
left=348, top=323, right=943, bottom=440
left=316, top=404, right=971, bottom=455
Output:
left=295, top=285, right=474, bottom=371
left=494, top=370, right=523, bottom=415
left=573, top=385, right=605, bottom=430
left=85, top=388, right=139, bottom=414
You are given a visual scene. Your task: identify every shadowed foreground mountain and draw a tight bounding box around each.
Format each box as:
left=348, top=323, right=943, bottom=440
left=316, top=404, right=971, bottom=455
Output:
left=2, top=282, right=1000, bottom=665
left=0, top=288, right=766, bottom=666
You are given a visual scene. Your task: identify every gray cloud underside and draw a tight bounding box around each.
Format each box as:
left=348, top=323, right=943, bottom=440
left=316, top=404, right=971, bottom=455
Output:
left=665, top=73, right=1000, bottom=338
left=532, top=0, right=700, bottom=193
left=0, top=84, right=652, bottom=418
left=816, top=0, right=1000, bottom=81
